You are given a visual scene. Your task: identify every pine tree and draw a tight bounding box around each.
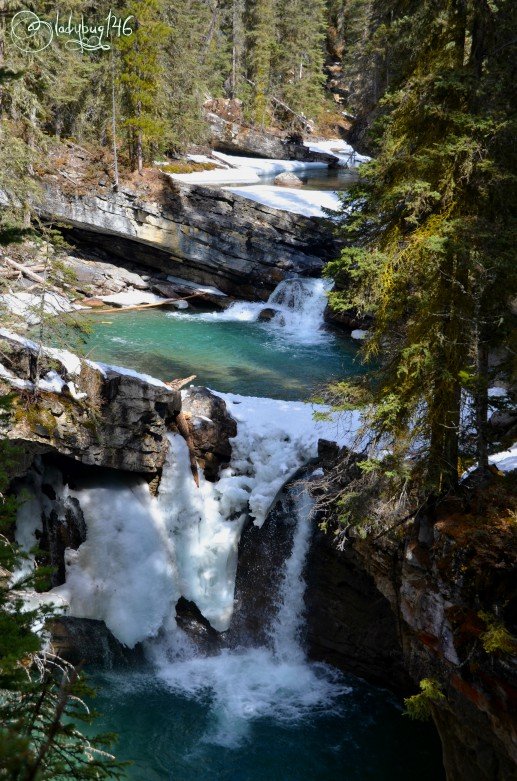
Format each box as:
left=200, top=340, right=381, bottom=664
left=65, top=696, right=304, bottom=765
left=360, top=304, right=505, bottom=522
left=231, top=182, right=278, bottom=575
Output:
left=248, top=0, right=277, bottom=126
left=326, top=0, right=517, bottom=516
left=274, top=0, right=327, bottom=122
left=117, top=0, right=169, bottom=173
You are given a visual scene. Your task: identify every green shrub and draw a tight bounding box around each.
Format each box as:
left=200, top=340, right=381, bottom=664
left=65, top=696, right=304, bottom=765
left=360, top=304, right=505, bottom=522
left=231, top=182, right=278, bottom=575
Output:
left=404, top=678, right=446, bottom=721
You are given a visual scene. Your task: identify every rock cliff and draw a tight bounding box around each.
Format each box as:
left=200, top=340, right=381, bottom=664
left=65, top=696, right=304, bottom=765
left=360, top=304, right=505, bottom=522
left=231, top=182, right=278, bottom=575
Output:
left=0, top=330, right=181, bottom=474
left=39, top=177, right=339, bottom=300
left=307, top=461, right=517, bottom=781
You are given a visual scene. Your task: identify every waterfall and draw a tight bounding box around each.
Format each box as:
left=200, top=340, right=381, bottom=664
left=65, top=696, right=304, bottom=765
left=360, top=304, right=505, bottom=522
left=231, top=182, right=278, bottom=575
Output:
left=270, top=487, right=313, bottom=663
left=265, top=278, right=332, bottom=343
left=166, top=277, right=332, bottom=345
left=146, top=479, right=347, bottom=748
left=14, top=402, right=351, bottom=748
left=32, top=393, right=352, bottom=648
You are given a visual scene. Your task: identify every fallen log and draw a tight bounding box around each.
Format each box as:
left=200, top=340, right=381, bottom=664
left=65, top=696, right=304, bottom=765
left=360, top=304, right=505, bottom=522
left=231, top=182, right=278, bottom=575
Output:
left=2, top=257, right=63, bottom=294
left=80, top=292, right=204, bottom=315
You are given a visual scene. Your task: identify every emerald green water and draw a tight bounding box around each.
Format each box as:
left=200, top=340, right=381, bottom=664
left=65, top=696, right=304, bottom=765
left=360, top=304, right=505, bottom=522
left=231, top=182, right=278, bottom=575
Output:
left=65, top=308, right=364, bottom=400
left=88, top=668, right=444, bottom=781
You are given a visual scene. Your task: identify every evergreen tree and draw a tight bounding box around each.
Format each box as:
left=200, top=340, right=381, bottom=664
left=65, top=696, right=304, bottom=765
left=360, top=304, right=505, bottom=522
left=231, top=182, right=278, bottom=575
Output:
left=325, top=0, right=517, bottom=519
left=248, top=0, right=276, bottom=126
left=274, top=0, right=327, bottom=122
left=117, top=0, right=169, bottom=173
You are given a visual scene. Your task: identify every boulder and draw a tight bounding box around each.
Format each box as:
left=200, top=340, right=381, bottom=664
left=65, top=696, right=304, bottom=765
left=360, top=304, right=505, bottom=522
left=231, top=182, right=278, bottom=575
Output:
left=257, top=307, right=277, bottom=322
left=181, top=386, right=237, bottom=481
left=273, top=172, right=303, bottom=188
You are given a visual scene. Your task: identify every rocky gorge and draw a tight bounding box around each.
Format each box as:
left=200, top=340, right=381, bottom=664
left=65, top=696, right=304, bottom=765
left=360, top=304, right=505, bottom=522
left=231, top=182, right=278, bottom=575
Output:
left=2, top=325, right=515, bottom=781
left=1, top=137, right=515, bottom=781
left=38, top=147, right=340, bottom=302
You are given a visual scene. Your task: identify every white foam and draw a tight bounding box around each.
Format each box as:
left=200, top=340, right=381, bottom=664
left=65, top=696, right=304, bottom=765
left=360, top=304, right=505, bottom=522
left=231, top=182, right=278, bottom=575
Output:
left=167, top=277, right=333, bottom=346
left=147, top=482, right=348, bottom=747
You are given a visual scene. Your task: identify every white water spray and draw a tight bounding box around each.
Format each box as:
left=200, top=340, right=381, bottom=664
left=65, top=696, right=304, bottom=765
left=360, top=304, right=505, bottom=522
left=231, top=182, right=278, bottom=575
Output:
left=148, top=481, right=347, bottom=747
left=166, top=277, right=333, bottom=345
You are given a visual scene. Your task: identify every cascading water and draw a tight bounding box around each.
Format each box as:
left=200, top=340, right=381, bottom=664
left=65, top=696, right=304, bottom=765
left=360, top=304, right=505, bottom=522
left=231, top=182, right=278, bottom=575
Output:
left=13, top=370, right=444, bottom=778
left=146, top=479, right=346, bottom=748
left=270, top=487, right=314, bottom=663
left=166, top=277, right=333, bottom=345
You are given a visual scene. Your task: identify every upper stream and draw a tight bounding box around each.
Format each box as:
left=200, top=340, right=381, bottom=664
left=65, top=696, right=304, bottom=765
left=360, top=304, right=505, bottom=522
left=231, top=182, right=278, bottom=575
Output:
left=64, top=278, right=364, bottom=400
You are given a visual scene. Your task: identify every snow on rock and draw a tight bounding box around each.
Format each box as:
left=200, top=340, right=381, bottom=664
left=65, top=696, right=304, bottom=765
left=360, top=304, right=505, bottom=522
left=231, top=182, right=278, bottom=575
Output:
left=488, top=386, right=508, bottom=398
left=223, top=185, right=340, bottom=218
left=166, top=151, right=327, bottom=186
left=100, top=290, right=169, bottom=307
left=0, top=291, right=83, bottom=325
left=165, top=275, right=228, bottom=298
left=90, top=361, right=170, bottom=389
left=212, top=151, right=328, bottom=176
left=304, top=138, right=371, bottom=168
left=215, top=391, right=361, bottom=527
left=351, top=329, right=368, bottom=340
left=489, top=444, right=517, bottom=474
left=166, top=166, right=259, bottom=186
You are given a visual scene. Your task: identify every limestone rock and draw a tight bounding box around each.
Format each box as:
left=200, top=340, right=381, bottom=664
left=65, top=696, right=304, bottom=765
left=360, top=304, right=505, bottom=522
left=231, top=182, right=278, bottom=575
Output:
left=39, top=179, right=339, bottom=301
left=0, top=332, right=181, bottom=474
left=273, top=172, right=303, bottom=188
left=181, top=386, right=237, bottom=481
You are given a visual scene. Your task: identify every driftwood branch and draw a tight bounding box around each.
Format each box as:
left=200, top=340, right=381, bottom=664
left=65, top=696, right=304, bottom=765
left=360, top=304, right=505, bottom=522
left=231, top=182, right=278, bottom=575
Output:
left=81, top=291, right=205, bottom=315
left=2, top=258, right=63, bottom=294
left=175, top=411, right=200, bottom=487
left=165, top=375, right=197, bottom=391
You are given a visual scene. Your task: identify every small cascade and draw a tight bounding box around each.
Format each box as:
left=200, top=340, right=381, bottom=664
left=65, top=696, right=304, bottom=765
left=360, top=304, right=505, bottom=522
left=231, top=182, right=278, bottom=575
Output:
left=167, top=277, right=332, bottom=345
left=265, top=277, right=332, bottom=343
left=270, top=486, right=313, bottom=663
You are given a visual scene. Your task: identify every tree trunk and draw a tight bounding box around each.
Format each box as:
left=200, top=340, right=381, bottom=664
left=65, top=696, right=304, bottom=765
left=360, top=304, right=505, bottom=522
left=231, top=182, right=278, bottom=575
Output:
left=475, top=336, right=489, bottom=472
left=429, top=380, right=461, bottom=495
left=136, top=101, right=143, bottom=175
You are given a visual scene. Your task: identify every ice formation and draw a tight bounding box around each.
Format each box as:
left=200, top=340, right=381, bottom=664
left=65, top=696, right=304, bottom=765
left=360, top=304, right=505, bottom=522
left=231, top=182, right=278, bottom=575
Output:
left=15, top=388, right=361, bottom=647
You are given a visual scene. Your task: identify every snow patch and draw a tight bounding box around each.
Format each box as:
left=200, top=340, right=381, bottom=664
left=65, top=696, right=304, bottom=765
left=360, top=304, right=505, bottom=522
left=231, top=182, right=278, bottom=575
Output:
left=304, top=138, right=371, bottom=168
left=489, top=444, right=517, bottom=474
left=223, top=185, right=340, bottom=217
left=100, top=290, right=169, bottom=307
left=0, top=291, right=82, bottom=325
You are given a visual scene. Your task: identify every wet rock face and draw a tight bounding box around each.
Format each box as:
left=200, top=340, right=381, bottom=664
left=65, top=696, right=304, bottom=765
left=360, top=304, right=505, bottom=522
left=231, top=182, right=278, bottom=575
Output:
left=39, top=180, right=339, bottom=301
left=49, top=617, right=144, bottom=668
left=305, top=528, right=411, bottom=691
left=307, top=464, right=517, bottom=781
left=181, top=386, right=237, bottom=481
left=0, top=333, right=181, bottom=474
